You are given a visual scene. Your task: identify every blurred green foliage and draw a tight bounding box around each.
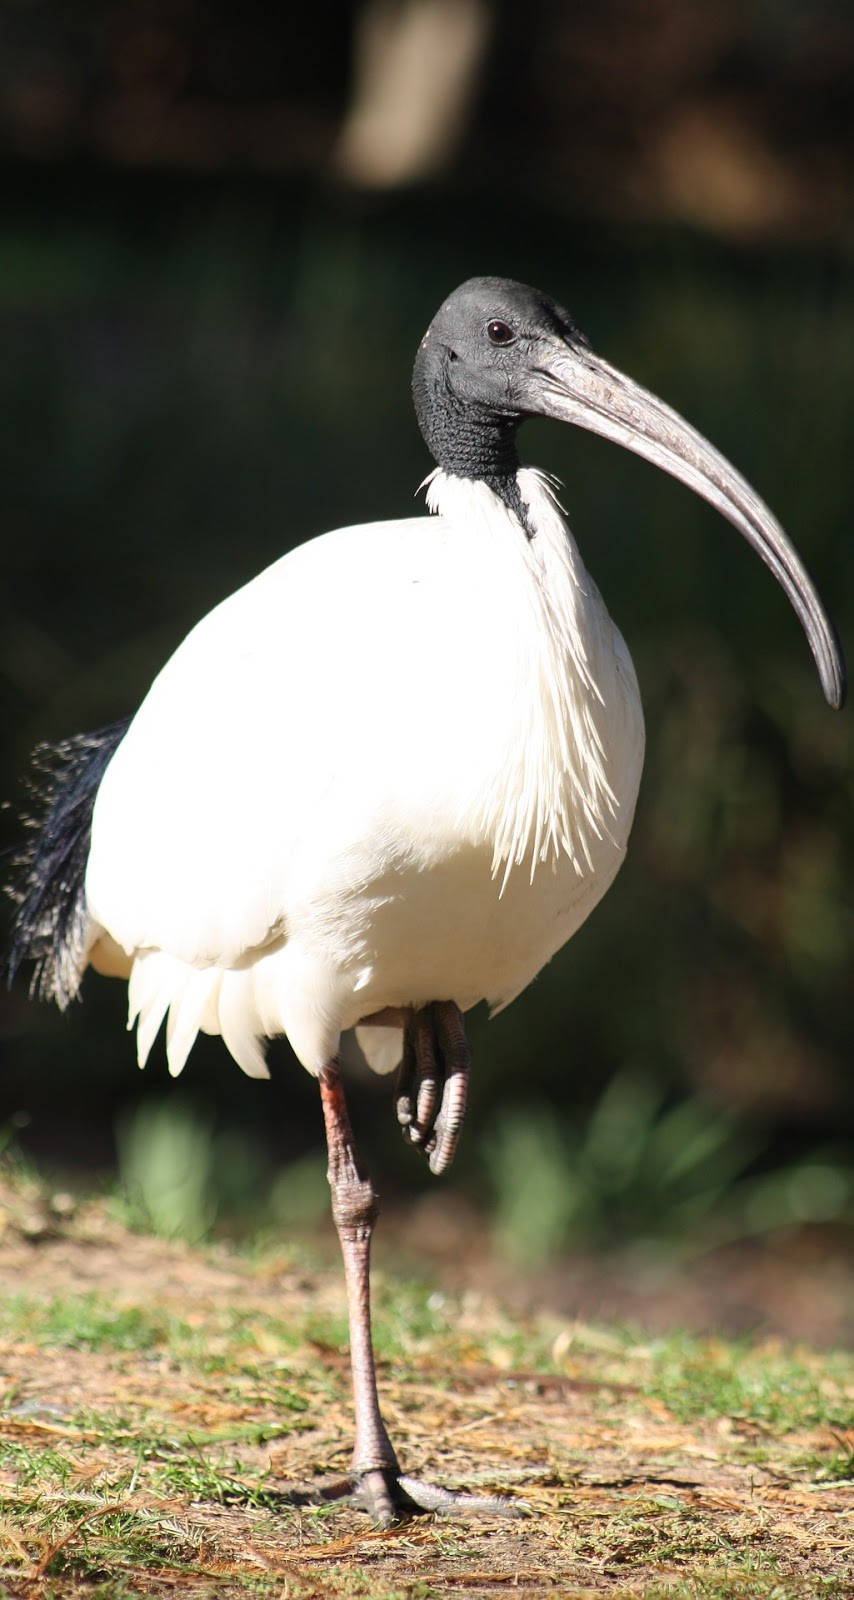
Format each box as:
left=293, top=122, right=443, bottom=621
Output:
left=1, top=168, right=852, bottom=1221
left=116, top=1095, right=269, bottom=1241
left=484, top=1071, right=854, bottom=1267
left=112, top=1081, right=854, bottom=1264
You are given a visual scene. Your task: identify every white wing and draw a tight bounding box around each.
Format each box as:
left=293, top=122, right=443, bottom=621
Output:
left=88, top=515, right=485, bottom=960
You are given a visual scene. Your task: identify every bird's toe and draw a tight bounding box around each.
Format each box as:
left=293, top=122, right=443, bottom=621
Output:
left=396, top=1474, right=526, bottom=1518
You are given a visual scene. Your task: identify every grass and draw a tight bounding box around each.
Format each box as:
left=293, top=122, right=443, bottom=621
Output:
left=0, top=1172, right=852, bottom=1597
left=0, top=1293, right=186, bottom=1355
left=640, top=1334, right=854, bottom=1431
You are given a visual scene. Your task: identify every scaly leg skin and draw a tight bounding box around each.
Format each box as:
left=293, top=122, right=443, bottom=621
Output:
left=396, top=1000, right=471, bottom=1175
left=318, top=1058, right=521, bottom=1524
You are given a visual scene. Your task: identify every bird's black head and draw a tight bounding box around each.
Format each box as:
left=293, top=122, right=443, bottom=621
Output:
left=411, top=274, right=845, bottom=710
left=412, top=276, right=590, bottom=488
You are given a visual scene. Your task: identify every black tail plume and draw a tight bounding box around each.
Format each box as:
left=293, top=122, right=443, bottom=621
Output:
left=4, top=719, right=131, bottom=1007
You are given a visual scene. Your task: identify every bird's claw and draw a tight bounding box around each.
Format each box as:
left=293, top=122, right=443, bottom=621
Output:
left=396, top=1001, right=471, bottom=1175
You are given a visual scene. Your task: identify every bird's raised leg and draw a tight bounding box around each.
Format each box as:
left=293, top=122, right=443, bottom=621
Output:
left=319, top=1054, right=520, bottom=1523
left=396, top=1000, right=471, bottom=1174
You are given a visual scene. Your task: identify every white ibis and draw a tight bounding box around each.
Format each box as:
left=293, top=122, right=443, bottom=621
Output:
left=7, top=277, right=845, bottom=1523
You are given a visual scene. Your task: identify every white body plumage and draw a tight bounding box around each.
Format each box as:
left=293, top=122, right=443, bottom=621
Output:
left=85, top=469, right=645, bottom=1081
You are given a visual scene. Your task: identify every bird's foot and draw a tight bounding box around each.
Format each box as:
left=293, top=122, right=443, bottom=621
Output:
left=353, top=1467, right=525, bottom=1525
left=397, top=1473, right=525, bottom=1518
left=396, top=1001, right=471, bottom=1175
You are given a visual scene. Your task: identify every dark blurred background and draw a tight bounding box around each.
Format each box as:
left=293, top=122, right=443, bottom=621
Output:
left=1, top=0, right=853, bottom=1332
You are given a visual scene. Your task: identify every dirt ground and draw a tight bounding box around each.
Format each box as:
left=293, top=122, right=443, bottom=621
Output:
left=381, top=1188, right=854, bottom=1351
left=0, top=1179, right=852, bottom=1599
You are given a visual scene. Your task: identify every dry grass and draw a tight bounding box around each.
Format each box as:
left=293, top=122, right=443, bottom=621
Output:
left=0, top=1171, right=851, bottom=1599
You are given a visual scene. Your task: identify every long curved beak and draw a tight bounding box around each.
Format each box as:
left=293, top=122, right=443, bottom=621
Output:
left=533, top=343, right=846, bottom=710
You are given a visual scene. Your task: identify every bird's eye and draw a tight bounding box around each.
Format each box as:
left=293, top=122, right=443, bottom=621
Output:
left=486, top=319, right=516, bottom=346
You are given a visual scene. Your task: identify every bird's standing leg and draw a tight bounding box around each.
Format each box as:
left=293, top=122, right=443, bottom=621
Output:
left=318, top=1052, right=521, bottom=1524
left=319, top=1063, right=401, bottom=1524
